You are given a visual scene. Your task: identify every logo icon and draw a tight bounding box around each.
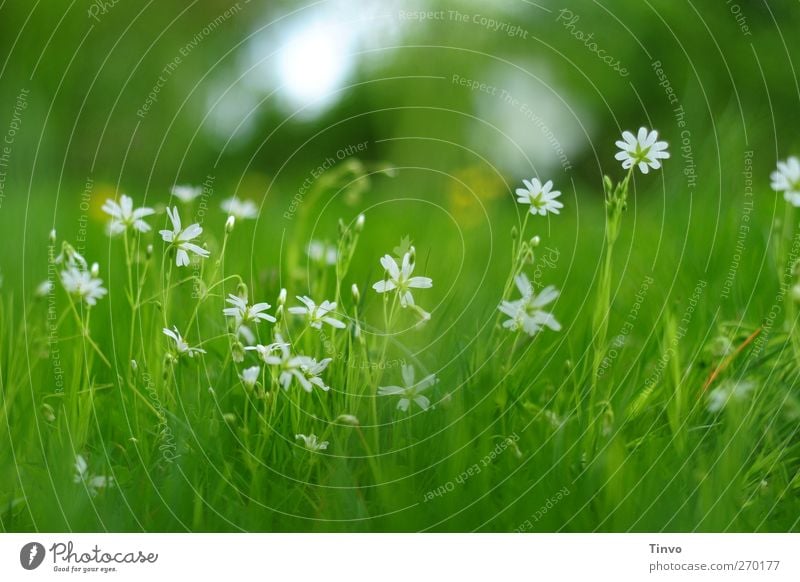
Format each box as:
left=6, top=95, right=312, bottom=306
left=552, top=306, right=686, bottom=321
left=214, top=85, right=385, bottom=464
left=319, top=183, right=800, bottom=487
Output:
left=20, top=542, right=45, bottom=570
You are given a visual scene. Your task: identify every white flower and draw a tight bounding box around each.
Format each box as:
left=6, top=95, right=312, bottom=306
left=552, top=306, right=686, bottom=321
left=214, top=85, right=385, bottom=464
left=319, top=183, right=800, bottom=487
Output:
left=378, top=364, right=437, bottom=412
left=60, top=265, right=107, bottom=306
left=615, top=127, right=670, bottom=174
left=498, top=274, right=561, bottom=336
left=707, top=380, right=755, bottom=413
left=261, top=339, right=331, bottom=392
left=240, top=366, right=261, bottom=390
left=224, top=294, right=276, bottom=327
left=288, top=296, right=346, bottom=329
left=372, top=251, right=433, bottom=309
left=306, top=241, right=338, bottom=266
left=245, top=341, right=289, bottom=362
left=771, top=157, right=800, bottom=206
left=295, top=434, right=328, bottom=451
left=55, top=244, right=87, bottom=270
left=35, top=280, right=54, bottom=297
left=171, top=184, right=203, bottom=203
left=515, top=178, right=563, bottom=216
left=159, top=206, right=210, bottom=267
left=74, top=455, right=113, bottom=496
left=163, top=326, right=206, bottom=358
left=221, top=197, right=258, bottom=220
left=101, top=194, right=155, bottom=235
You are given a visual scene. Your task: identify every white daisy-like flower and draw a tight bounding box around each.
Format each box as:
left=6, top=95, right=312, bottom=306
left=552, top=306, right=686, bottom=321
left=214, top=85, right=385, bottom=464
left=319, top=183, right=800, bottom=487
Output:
left=288, top=296, right=346, bottom=329
left=707, top=380, right=755, bottom=413
left=74, top=455, right=113, bottom=496
left=101, top=194, right=155, bottom=235
left=162, top=326, right=206, bottom=358
left=221, top=196, right=258, bottom=220
left=615, top=127, right=670, bottom=174
left=245, top=341, right=289, bottom=362
left=261, top=340, right=331, bottom=392
left=372, top=251, right=433, bottom=309
left=35, top=280, right=54, bottom=297
left=223, top=294, right=276, bottom=327
left=60, top=265, right=107, bottom=306
left=515, top=178, right=563, bottom=216
left=159, top=206, right=210, bottom=267
left=171, top=184, right=203, bottom=203
left=378, top=364, right=437, bottom=412
left=295, top=433, right=329, bottom=452
left=240, top=366, right=261, bottom=390
left=306, top=240, right=338, bottom=266
left=498, top=274, right=561, bottom=336
left=771, top=157, right=800, bottom=206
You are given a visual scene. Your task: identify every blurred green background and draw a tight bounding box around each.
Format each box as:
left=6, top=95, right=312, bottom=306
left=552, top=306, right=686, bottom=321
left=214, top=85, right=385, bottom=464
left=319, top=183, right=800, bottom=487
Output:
left=2, top=0, right=800, bottom=532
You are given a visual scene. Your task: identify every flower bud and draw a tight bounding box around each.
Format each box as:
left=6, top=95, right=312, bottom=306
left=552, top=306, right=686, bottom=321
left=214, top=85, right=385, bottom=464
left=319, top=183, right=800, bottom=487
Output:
left=336, top=414, right=360, bottom=426
left=530, top=235, right=541, bottom=248
left=49, top=229, right=57, bottom=244
left=131, top=359, right=138, bottom=373
left=792, top=284, right=800, bottom=304
left=355, top=214, right=365, bottom=233
left=278, top=288, right=287, bottom=306
left=351, top=283, right=360, bottom=303
left=236, top=282, right=248, bottom=301
left=225, top=215, right=235, bottom=233
left=231, top=341, right=245, bottom=364
left=511, top=226, right=518, bottom=240
left=146, top=244, right=154, bottom=259
left=409, top=245, right=416, bottom=266
left=90, top=263, right=100, bottom=277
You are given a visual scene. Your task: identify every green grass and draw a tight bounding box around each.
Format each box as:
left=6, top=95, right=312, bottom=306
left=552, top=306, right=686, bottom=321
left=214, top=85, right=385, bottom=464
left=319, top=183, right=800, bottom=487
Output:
left=1, top=142, right=800, bottom=533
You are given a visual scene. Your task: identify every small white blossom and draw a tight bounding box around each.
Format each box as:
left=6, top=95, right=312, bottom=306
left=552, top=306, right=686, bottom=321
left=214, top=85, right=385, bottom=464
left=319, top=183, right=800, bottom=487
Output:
left=74, top=455, right=113, bottom=496
left=771, top=157, right=800, bottom=206
left=615, top=127, right=670, bottom=174
left=288, top=296, right=346, bottom=329
left=163, top=326, right=206, bottom=358
left=245, top=341, right=289, bottom=362
left=60, top=266, right=107, bottom=306
left=221, top=196, right=258, bottom=220
left=372, top=251, right=433, bottom=309
left=306, top=240, right=338, bottom=266
left=515, top=178, right=563, bottom=216
left=101, top=194, right=155, bottom=235
left=707, top=380, right=755, bottom=413
left=171, top=185, right=203, bottom=203
left=224, top=294, right=276, bottom=326
left=295, top=433, right=328, bottom=451
left=159, top=206, right=210, bottom=267
left=35, top=280, right=54, bottom=297
left=261, top=339, right=331, bottom=392
left=240, top=366, right=261, bottom=390
left=498, top=274, right=561, bottom=336
left=378, top=364, right=437, bottom=412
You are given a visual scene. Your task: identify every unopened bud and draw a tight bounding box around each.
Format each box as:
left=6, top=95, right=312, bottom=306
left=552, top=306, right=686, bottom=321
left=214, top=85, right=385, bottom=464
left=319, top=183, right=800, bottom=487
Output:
left=49, top=229, right=57, bottom=244
left=351, top=283, right=360, bottom=302
left=530, top=235, right=541, bottom=248
left=236, top=282, right=248, bottom=301
left=511, top=226, right=518, bottom=240
left=355, top=214, right=365, bottom=233
left=231, top=341, right=245, bottom=364
left=278, top=288, right=287, bottom=306
left=146, top=244, right=154, bottom=259
left=409, top=245, right=416, bottom=265
left=91, top=263, right=100, bottom=277
left=336, top=414, right=360, bottom=426
left=131, top=359, right=138, bottom=373
left=225, top=215, right=235, bottom=233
